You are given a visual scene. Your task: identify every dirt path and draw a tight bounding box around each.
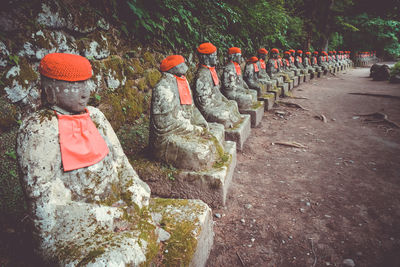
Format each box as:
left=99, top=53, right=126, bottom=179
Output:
left=207, top=66, right=400, bottom=267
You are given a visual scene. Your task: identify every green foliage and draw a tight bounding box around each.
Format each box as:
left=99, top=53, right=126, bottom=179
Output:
left=390, top=61, right=400, bottom=78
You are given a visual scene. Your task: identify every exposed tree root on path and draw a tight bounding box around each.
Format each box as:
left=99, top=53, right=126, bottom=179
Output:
left=276, top=101, right=310, bottom=111
left=355, top=112, right=400, bottom=128
left=273, top=141, right=307, bottom=148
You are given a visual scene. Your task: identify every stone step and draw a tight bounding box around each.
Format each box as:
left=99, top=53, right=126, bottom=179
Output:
left=225, top=114, right=251, bottom=151
left=258, top=93, right=275, bottom=111
left=239, top=101, right=264, bottom=128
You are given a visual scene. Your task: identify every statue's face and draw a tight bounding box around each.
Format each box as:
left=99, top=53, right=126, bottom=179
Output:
left=272, top=52, right=278, bottom=59
left=168, top=62, right=188, bottom=76
left=258, top=54, right=266, bottom=60
left=43, top=78, right=90, bottom=114
left=208, top=52, right=218, bottom=66
left=284, top=53, right=290, bottom=59
left=230, top=53, right=242, bottom=63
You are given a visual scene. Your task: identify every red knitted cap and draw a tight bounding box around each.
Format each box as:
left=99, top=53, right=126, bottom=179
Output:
left=197, top=42, right=217, bottom=54
left=228, top=47, right=241, bottom=55
left=39, top=53, right=92, bottom=82
left=247, top=56, right=258, bottom=63
left=297, top=50, right=303, bottom=53
left=313, top=51, right=319, bottom=54
left=305, top=51, right=311, bottom=55
left=333, top=51, right=337, bottom=54
left=258, top=48, right=268, bottom=54
left=160, top=55, right=185, bottom=72
left=289, top=49, right=295, bottom=53
left=322, top=51, right=328, bottom=55
left=284, top=51, right=290, bottom=55
left=271, top=48, right=279, bottom=53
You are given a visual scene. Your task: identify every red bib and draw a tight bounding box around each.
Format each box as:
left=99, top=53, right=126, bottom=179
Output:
left=313, top=58, right=317, bottom=64
left=253, top=63, right=259, bottom=72
left=298, top=57, right=302, bottom=63
left=56, top=109, right=109, bottom=172
left=290, top=57, right=295, bottom=63
left=259, top=59, right=266, bottom=69
left=202, top=65, right=219, bottom=86
left=273, top=59, right=278, bottom=69
left=175, top=75, right=192, bottom=105
left=278, top=58, right=283, bottom=66
left=232, top=61, right=242, bottom=76
left=285, top=59, right=290, bottom=66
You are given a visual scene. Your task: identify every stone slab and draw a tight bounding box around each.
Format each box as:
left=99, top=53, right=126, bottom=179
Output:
left=149, top=198, right=214, bottom=267
left=258, top=93, right=275, bottom=111
left=317, top=71, right=322, bottom=78
left=225, top=114, right=251, bottom=151
left=293, top=76, right=299, bottom=87
left=298, top=75, right=304, bottom=84
left=304, top=73, right=310, bottom=82
left=279, top=83, right=289, bottom=97
left=149, top=140, right=237, bottom=208
left=288, top=80, right=294, bottom=90
left=240, top=101, right=264, bottom=128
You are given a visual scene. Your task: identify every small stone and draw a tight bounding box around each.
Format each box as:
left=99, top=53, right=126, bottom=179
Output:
left=251, top=238, right=255, bottom=242
left=215, top=213, right=221, bottom=219
left=156, top=227, right=171, bottom=242
left=306, top=202, right=311, bottom=207
left=288, top=235, right=293, bottom=239
left=245, top=204, right=253, bottom=209
left=299, top=208, right=305, bottom=213
left=240, top=219, right=245, bottom=224
left=325, top=262, right=331, bottom=266
left=342, top=258, right=355, bottom=267
left=282, top=240, right=286, bottom=244
left=324, top=214, right=331, bottom=218
left=275, top=110, right=286, bottom=115
left=390, top=237, right=395, bottom=241
left=352, top=116, right=360, bottom=120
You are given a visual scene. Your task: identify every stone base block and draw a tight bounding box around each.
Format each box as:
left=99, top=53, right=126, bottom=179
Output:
left=288, top=80, right=294, bottom=90
left=317, top=71, right=322, bottom=78
left=279, top=83, right=289, bottom=97
left=239, top=101, right=264, bottom=128
left=293, top=76, right=299, bottom=87
left=225, top=114, right=251, bottom=151
left=304, top=73, right=310, bottom=82
left=298, top=75, right=304, bottom=84
left=149, top=198, right=214, bottom=267
left=148, top=140, right=237, bottom=208
left=259, top=93, right=275, bottom=111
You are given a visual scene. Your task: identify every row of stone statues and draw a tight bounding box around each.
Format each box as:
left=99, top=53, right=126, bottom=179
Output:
left=17, top=44, right=352, bottom=265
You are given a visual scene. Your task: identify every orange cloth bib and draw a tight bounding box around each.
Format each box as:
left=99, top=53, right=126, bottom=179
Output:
left=175, top=75, right=192, bottom=105
left=298, top=57, right=303, bottom=63
left=253, top=63, right=259, bottom=72
left=259, top=59, right=266, bottom=69
left=202, top=65, right=219, bottom=86
left=56, top=109, right=109, bottom=171
left=232, top=61, right=242, bottom=76
left=273, top=59, right=278, bottom=69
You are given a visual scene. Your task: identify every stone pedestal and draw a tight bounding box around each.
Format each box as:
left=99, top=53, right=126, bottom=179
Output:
left=293, top=76, right=299, bottom=87
left=279, top=82, right=289, bottom=97
left=148, top=140, right=237, bottom=208
left=298, top=74, right=304, bottom=84
left=225, top=114, right=251, bottom=151
left=304, top=73, right=310, bottom=82
left=149, top=198, right=214, bottom=267
left=259, top=93, right=275, bottom=111
left=288, top=80, right=294, bottom=90
left=317, top=71, right=322, bottom=78
left=239, top=101, right=264, bottom=128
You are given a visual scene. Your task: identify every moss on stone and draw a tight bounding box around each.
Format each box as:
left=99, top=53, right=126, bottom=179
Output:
left=252, top=100, right=264, bottom=110
left=0, top=97, right=18, bottom=130
left=131, top=58, right=144, bottom=77
left=144, top=68, right=161, bottom=88
left=143, top=51, right=155, bottom=65
left=1, top=57, right=38, bottom=94
left=76, top=248, right=105, bottom=266
left=137, top=78, right=147, bottom=91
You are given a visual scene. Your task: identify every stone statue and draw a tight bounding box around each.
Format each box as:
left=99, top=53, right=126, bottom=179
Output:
left=17, top=53, right=154, bottom=265
left=318, top=51, right=330, bottom=71
left=222, top=47, right=258, bottom=107
left=303, top=51, right=316, bottom=75
left=256, top=48, right=276, bottom=90
left=282, top=51, right=297, bottom=78
left=295, top=50, right=306, bottom=74
left=194, top=42, right=242, bottom=128
left=311, top=51, right=322, bottom=72
left=150, top=55, right=222, bottom=171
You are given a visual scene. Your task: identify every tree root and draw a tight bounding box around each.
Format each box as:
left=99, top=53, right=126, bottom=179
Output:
left=276, top=101, right=310, bottom=111
left=355, top=112, right=400, bottom=128
left=274, top=141, right=307, bottom=148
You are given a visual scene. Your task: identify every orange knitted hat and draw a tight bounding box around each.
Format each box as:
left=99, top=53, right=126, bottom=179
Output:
left=160, top=55, right=185, bottom=71
left=322, top=51, right=328, bottom=55
left=197, top=42, right=217, bottom=54
left=271, top=48, right=279, bottom=53
left=228, top=47, right=241, bottom=55
left=284, top=51, right=290, bottom=55
left=289, top=49, right=295, bottom=53
left=247, top=56, right=258, bottom=63
left=297, top=50, right=303, bottom=53
left=258, top=48, right=268, bottom=54
left=39, top=53, right=92, bottom=82
left=313, top=51, right=319, bottom=54
left=305, top=51, right=311, bottom=55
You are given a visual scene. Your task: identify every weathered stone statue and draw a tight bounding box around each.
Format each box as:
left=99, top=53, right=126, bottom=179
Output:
left=282, top=51, right=297, bottom=77
left=17, top=53, right=214, bottom=266
left=256, top=48, right=277, bottom=91
left=303, top=51, right=316, bottom=77
left=194, top=42, right=242, bottom=129
left=318, top=51, right=330, bottom=71
left=150, top=55, right=220, bottom=171
left=243, top=56, right=263, bottom=96
left=295, top=50, right=306, bottom=74
left=311, top=51, right=322, bottom=72
left=222, top=47, right=257, bottom=107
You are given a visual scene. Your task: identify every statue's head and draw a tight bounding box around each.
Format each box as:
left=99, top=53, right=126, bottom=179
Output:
left=257, top=48, right=268, bottom=60
left=313, top=51, right=319, bottom=57
left=271, top=48, right=279, bottom=59
left=197, top=42, right=218, bottom=67
left=329, top=51, right=333, bottom=55
left=228, top=47, right=242, bottom=63
left=289, top=49, right=295, bottom=57
left=160, top=55, right=188, bottom=77
left=247, top=56, right=258, bottom=65
left=39, top=53, right=92, bottom=114
left=296, top=50, right=303, bottom=57
left=283, top=51, right=291, bottom=59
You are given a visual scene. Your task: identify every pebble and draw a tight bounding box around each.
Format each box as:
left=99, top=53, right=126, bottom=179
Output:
left=306, top=202, right=311, bottom=207
left=245, top=204, right=253, bottom=209
left=352, top=116, right=360, bottom=120
left=251, top=238, right=255, bottom=242
left=215, top=213, right=221, bottom=219
left=299, top=208, right=305, bottom=213
left=342, top=259, right=355, bottom=267
left=324, top=214, right=332, bottom=218
left=240, top=219, right=245, bottom=224
left=275, top=111, right=286, bottom=115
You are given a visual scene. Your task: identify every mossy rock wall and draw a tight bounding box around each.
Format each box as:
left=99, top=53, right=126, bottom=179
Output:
left=0, top=0, right=202, bottom=222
